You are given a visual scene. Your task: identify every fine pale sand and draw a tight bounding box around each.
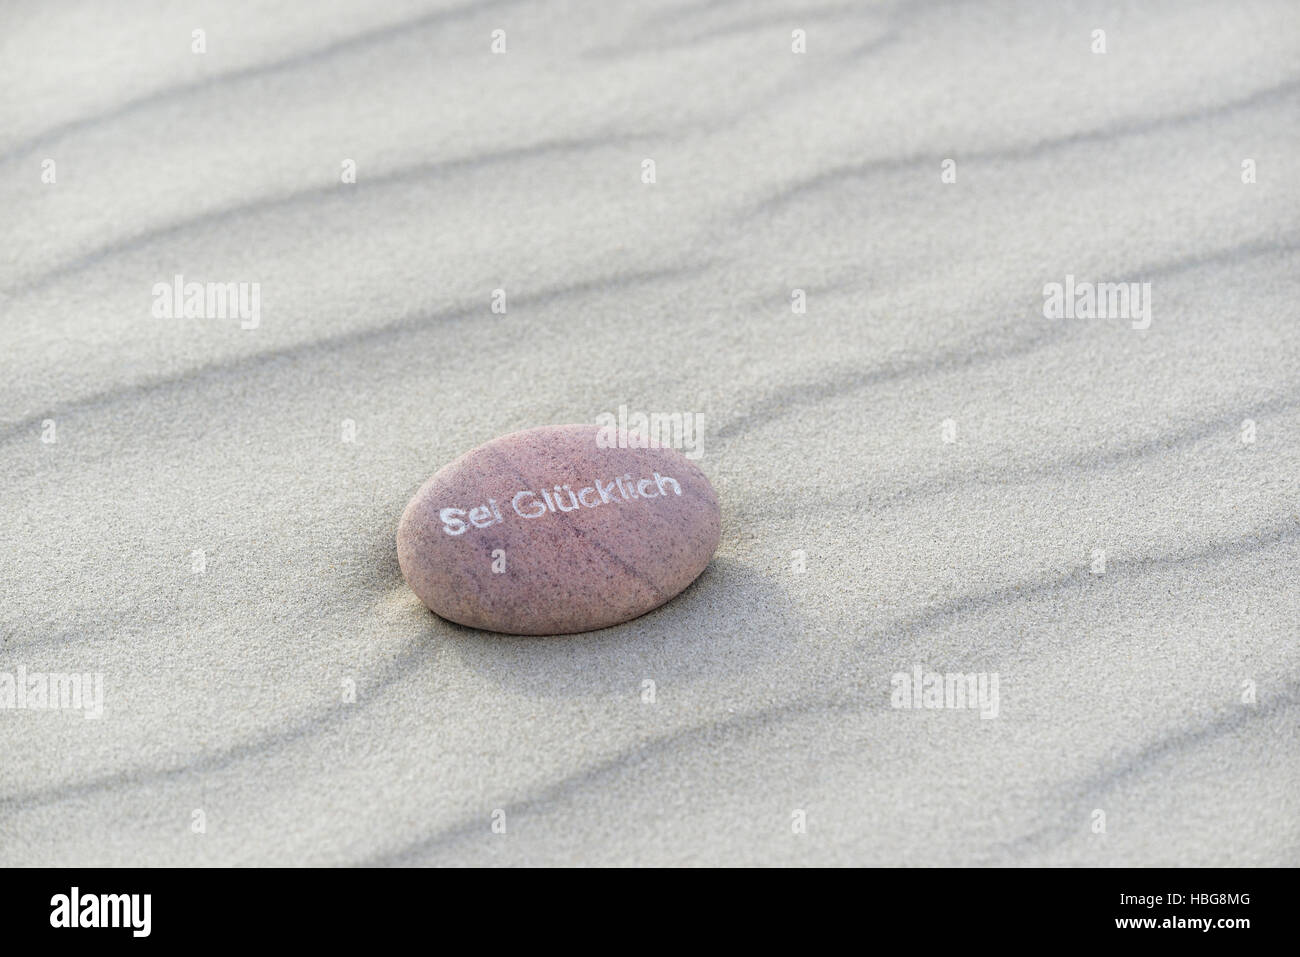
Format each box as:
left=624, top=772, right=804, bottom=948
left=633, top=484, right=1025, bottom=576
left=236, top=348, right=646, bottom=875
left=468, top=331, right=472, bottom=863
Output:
left=1, top=0, right=1297, bottom=866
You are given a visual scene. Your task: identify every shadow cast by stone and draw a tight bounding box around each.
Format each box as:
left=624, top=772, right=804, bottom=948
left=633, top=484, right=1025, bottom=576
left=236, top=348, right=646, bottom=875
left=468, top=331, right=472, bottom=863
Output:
left=421, top=556, right=802, bottom=699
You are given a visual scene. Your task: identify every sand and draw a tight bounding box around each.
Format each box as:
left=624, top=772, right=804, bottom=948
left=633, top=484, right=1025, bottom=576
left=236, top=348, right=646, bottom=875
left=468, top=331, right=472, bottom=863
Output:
left=1, top=0, right=1297, bottom=866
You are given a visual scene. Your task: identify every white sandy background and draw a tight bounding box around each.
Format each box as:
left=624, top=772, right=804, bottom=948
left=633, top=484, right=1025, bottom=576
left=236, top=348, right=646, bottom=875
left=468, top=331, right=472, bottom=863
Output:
left=1, top=0, right=1297, bottom=866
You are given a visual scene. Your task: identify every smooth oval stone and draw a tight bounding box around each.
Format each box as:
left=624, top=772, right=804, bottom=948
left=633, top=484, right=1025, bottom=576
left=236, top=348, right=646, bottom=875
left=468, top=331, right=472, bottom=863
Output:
left=397, top=424, right=722, bottom=635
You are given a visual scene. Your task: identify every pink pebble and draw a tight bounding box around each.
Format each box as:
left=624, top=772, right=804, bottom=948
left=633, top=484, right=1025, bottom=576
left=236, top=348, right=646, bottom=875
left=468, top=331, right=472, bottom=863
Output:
left=397, top=424, right=722, bottom=634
